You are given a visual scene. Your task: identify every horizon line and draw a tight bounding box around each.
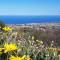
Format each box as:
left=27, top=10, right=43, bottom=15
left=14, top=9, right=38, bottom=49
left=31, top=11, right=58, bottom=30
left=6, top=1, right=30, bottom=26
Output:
left=0, top=15, right=60, bottom=16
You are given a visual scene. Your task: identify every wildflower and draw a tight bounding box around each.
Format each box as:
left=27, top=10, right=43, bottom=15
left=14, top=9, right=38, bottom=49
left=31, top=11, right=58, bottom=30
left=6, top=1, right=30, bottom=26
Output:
left=26, top=57, right=31, bottom=60
left=9, top=55, right=26, bottom=60
left=17, top=49, right=21, bottom=52
left=9, top=55, right=21, bottom=60
left=36, top=40, right=43, bottom=45
left=32, top=36, right=34, bottom=40
left=47, top=47, right=57, bottom=52
left=4, top=43, right=17, bottom=53
left=2, top=26, right=12, bottom=31
left=12, top=32, right=18, bottom=36
left=26, top=55, right=31, bottom=60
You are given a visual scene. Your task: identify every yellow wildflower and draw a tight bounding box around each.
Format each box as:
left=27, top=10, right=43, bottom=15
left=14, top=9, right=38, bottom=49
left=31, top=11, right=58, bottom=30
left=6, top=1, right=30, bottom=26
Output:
left=3, top=26, right=12, bottom=31
left=4, top=43, right=17, bottom=53
left=9, top=55, right=26, bottom=60
left=26, top=55, right=31, bottom=60
left=26, top=57, right=31, bottom=60
left=9, top=55, right=21, bottom=60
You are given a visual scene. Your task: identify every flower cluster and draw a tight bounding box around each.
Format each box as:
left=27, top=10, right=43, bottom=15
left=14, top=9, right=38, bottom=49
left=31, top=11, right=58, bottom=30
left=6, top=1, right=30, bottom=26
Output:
left=4, top=43, right=17, bottom=53
left=0, top=26, right=60, bottom=60
left=0, top=43, right=31, bottom=60
left=2, top=26, right=12, bottom=31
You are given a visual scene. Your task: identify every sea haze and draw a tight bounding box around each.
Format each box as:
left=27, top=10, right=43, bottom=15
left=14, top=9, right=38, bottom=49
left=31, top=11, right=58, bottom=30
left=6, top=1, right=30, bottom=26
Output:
left=0, top=15, right=60, bottom=24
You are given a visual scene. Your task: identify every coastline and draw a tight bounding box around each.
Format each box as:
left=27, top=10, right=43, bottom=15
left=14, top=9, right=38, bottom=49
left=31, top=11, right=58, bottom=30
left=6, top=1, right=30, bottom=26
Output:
left=6, top=23, right=60, bottom=27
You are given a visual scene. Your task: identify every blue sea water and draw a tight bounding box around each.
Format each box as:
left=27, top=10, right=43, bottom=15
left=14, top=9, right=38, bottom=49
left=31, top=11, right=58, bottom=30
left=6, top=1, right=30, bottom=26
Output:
left=0, top=15, right=60, bottom=24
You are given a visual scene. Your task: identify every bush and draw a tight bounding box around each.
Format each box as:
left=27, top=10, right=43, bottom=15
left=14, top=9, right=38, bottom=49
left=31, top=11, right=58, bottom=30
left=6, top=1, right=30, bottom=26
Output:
left=0, top=20, right=5, bottom=31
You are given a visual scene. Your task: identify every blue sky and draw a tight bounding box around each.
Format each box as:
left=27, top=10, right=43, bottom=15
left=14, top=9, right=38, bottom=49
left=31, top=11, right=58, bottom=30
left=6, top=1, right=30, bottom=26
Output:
left=0, top=0, right=60, bottom=15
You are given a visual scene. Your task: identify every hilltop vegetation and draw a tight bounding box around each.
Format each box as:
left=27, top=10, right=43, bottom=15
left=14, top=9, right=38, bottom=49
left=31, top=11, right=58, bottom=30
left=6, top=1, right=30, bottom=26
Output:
left=0, top=22, right=60, bottom=60
left=18, top=26, right=60, bottom=47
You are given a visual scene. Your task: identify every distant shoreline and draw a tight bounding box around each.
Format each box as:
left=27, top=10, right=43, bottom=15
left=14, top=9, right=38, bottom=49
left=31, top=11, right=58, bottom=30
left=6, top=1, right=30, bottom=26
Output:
left=6, top=23, right=60, bottom=27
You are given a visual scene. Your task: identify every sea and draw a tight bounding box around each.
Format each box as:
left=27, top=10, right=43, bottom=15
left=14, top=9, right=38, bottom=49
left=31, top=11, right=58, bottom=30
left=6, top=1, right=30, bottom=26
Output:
left=0, top=15, right=60, bottom=24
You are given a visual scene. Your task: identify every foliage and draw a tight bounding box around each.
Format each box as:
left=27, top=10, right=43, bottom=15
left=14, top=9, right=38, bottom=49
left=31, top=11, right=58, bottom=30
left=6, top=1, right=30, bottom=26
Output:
left=0, top=25, right=60, bottom=60
left=0, top=20, right=5, bottom=31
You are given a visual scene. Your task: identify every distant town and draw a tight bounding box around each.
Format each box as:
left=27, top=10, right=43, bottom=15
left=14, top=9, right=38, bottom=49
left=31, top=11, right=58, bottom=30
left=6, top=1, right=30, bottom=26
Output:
left=7, top=23, right=60, bottom=30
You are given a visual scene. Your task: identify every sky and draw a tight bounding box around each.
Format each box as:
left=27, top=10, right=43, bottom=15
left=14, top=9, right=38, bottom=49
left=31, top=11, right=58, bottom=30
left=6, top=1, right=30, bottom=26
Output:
left=0, top=0, right=60, bottom=15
